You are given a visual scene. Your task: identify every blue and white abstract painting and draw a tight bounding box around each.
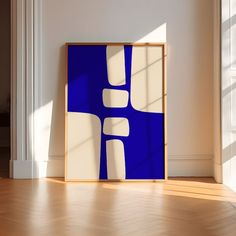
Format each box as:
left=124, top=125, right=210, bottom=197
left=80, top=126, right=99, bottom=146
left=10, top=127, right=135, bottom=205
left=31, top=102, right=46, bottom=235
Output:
left=66, top=44, right=165, bottom=180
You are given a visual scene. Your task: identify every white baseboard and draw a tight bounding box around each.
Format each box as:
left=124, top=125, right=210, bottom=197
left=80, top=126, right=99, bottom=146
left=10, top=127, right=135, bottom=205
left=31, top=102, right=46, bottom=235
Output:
left=11, top=159, right=64, bottom=179
left=168, top=155, right=213, bottom=177
left=11, top=154, right=213, bottom=179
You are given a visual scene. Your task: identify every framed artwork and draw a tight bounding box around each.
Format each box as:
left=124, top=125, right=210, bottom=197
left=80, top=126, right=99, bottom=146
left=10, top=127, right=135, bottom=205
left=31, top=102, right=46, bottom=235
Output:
left=65, top=43, right=167, bottom=181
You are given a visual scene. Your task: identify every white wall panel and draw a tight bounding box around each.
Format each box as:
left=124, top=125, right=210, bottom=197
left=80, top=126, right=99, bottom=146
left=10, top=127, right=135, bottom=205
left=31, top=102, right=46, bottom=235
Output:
left=41, top=0, right=214, bottom=177
left=222, top=0, right=236, bottom=191
left=12, top=0, right=214, bottom=177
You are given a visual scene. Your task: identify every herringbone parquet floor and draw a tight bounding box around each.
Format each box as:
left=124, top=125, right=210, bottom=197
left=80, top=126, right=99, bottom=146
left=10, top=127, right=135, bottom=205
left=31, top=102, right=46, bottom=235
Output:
left=0, top=178, right=235, bottom=236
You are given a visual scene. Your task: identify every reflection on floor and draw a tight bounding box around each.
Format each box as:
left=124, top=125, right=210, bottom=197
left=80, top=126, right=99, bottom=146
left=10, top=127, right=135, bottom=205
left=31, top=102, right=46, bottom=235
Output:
left=0, top=178, right=235, bottom=236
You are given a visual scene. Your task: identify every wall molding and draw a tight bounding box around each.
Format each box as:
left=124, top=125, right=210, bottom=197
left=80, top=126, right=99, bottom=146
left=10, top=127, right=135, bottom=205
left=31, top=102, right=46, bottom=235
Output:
left=168, top=155, right=213, bottom=177
left=11, top=159, right=64, bottom=178
left=10, top=0, right=17, bottom=171
left=11, top=155, right=213, bottom=178
left=11, top=0, right=43, bottom=178
left=169, top=154, right=213, bottom=160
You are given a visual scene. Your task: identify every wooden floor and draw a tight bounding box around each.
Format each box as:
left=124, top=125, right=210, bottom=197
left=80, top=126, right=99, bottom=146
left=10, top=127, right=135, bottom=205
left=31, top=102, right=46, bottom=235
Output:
left=0, top=178, right=236, bottom=236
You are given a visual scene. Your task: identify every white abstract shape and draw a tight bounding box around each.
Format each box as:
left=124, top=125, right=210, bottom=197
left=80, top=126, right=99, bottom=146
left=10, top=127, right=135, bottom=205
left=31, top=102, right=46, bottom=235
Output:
left=106, top=46, right=126, bottom=85
left=102, top=88, right=129, bottom=108
left=66, top=112, right=101, bottom=180
left=106, top=139, right=126, bottom=180
left=103, top=117, right=129, bottom=137
left=131, top=46, right=163, bottom=113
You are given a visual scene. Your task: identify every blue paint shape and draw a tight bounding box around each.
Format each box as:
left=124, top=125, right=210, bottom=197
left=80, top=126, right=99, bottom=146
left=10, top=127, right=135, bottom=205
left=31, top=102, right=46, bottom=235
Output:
left=67, top=45, right=165, bottom=179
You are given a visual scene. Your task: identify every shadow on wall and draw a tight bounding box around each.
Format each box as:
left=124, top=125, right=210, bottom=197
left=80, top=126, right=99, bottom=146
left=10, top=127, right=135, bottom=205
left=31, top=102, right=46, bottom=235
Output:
left=48, top=46, right=66, bottom=160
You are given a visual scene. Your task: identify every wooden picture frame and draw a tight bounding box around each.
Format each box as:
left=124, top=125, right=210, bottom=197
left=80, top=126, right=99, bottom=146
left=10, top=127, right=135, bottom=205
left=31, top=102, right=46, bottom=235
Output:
left=65, top=43, right=167, bottom=181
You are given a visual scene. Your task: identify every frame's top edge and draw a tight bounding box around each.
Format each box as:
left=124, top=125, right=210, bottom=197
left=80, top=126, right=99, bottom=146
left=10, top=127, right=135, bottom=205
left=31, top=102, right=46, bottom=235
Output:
left=65, top=42, right=166, bottom=46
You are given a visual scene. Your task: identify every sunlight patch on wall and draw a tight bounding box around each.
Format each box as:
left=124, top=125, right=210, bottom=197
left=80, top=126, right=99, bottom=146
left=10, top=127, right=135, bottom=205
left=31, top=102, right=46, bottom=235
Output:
left=34, top=101, right=53, bottom=161
left=136, top=23, right=167, bottom=43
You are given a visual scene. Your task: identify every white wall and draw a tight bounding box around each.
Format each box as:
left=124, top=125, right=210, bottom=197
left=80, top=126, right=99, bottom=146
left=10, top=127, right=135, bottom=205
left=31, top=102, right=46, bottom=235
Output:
left=26, top=0, right=214, bottom=177
left=222, top=0, right=236, bottom=191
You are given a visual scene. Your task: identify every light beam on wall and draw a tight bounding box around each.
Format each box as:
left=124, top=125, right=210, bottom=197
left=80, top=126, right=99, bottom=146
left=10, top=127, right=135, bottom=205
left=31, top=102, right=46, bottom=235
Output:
left=136, top=23, right=167, bottom=43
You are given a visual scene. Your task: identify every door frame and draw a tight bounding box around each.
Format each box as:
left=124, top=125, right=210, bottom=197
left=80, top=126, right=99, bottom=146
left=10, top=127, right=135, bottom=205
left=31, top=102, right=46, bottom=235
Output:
left=10, top=0, right=43, bottom=178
